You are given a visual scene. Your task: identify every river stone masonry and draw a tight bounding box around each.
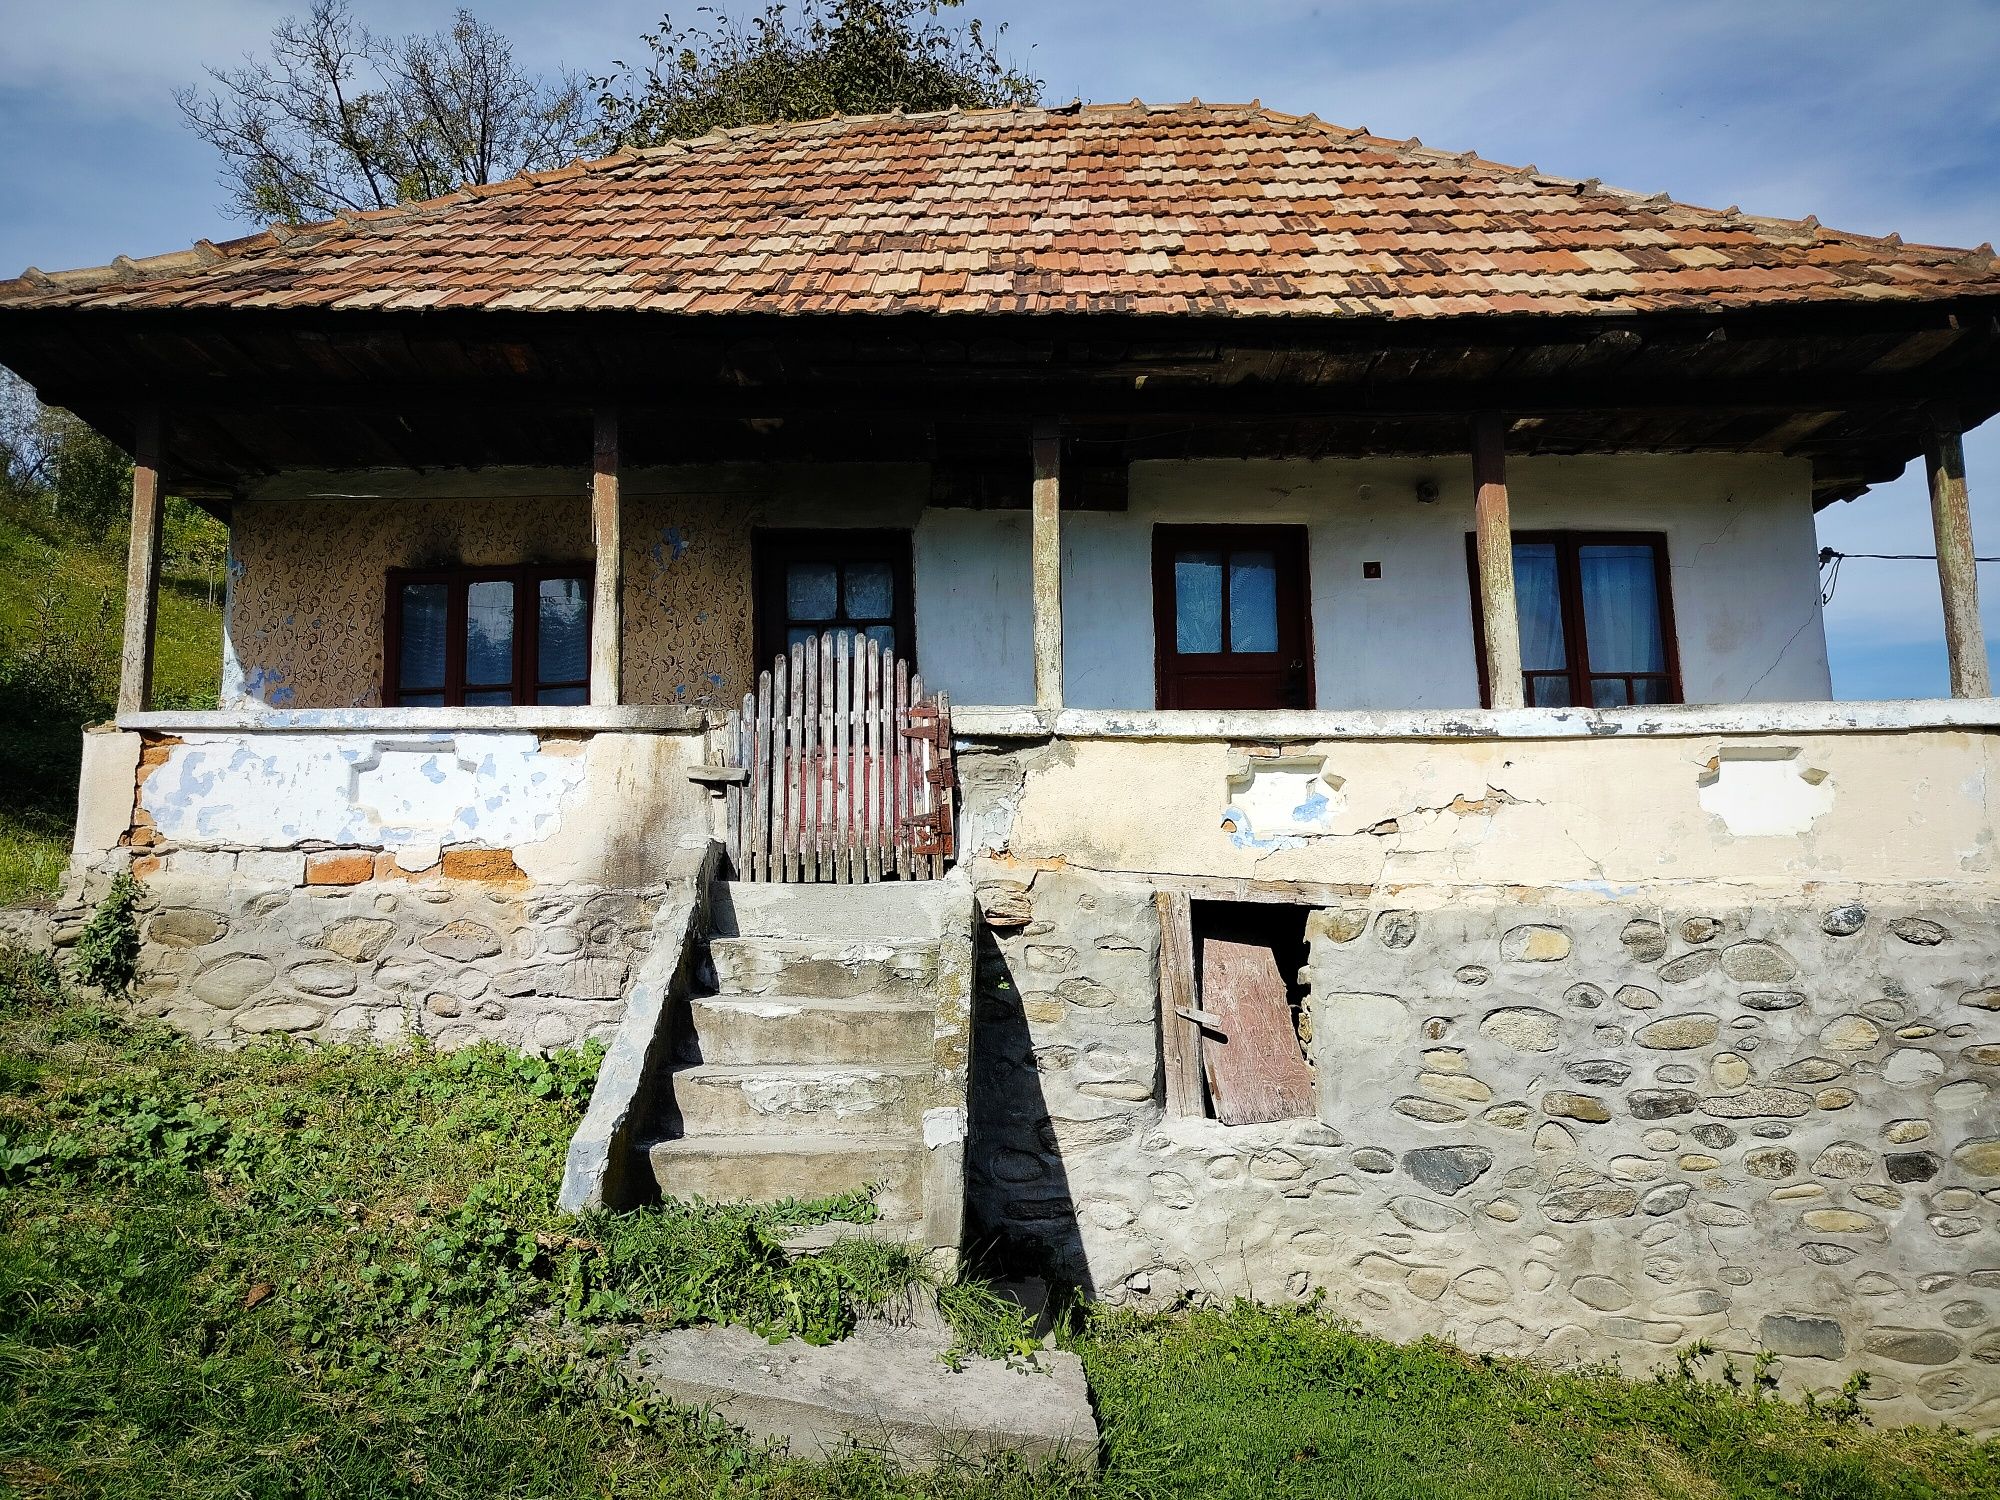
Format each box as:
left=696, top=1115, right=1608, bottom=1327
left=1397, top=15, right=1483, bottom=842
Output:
left=966, top=865, right=2000, bottom=1432
left=53, top=853, right=667, bottom=1053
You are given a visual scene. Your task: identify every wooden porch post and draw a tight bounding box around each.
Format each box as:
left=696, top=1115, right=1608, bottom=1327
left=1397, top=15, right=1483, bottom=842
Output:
left=116, top=410, right=165, bottom=716
left=590, top=409, right=623, bottom=706
left=1925, top=409, right=1991, bottom=698
left=1031, top=417, right=1064, bottom=708
left=1471, top=413, right=1525, bottom=710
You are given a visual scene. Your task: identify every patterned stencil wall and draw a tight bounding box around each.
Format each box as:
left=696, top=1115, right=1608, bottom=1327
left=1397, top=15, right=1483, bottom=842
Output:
left=226, top=496, right=755, bottom=708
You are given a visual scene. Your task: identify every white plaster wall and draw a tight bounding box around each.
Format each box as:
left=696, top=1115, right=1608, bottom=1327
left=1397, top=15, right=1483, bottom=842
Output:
left=229, top=454, right=1829, bottom=713
left=1057, top=453, right=1830, bottom=710
left=914, top=509, right=1035, bottom=705
left=136, top=729, right=709, bottom=885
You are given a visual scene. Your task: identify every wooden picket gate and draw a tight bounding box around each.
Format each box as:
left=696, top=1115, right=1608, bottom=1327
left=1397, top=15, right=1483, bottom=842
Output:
left=719, top=633, right=955, bottom=882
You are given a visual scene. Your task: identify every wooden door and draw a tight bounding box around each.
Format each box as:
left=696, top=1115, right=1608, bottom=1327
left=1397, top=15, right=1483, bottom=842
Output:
left=1152, top=525, right=1313, bottom=709
left=1198, top=935, right=1316, bottom=1125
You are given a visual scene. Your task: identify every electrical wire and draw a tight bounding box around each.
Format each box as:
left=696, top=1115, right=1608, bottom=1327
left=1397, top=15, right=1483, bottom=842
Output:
left=1816, top=547, right=2000, bottom=607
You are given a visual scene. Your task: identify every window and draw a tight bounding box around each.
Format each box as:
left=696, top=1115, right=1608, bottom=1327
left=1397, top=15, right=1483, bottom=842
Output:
left=753, top=530, right=915, bottom=669
left=1151, top=525, right=1314, bottom=709
left=384, top=565, right=593, bottom=707
left=1466, top=531, right=1680, bottom=708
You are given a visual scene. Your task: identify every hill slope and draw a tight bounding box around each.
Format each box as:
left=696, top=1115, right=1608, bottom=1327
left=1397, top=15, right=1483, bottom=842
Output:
left=0, top=496, right=221, bottom=901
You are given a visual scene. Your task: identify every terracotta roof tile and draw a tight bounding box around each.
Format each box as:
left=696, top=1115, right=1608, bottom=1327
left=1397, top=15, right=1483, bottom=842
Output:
left=4, top=101, right=1997, bottom=320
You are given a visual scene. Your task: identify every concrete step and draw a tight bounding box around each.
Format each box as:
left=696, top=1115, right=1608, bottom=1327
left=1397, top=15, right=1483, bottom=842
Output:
left=684, top=994, right=932, bottom=1067
left=707, top=936, right=938, bottom=1000
left=668, top=1063, right=929, bottom=1136
left=625, top=1323, right=1099, bottom=1470
left=775, top=1218, right=926, bottom=1257
left=645, top=1133, right=924, bottom=1222
left=711, top=880, right=952, bottom=944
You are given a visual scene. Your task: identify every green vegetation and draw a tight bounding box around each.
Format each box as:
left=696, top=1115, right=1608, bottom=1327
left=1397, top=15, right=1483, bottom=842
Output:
left=3, top=952, right=1995, bottom=1500
left=0, top=487, right=226, bottom=905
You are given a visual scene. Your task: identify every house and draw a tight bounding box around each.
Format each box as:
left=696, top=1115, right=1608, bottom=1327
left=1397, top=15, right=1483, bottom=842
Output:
left=3, top=102, right=1998, bottom=1428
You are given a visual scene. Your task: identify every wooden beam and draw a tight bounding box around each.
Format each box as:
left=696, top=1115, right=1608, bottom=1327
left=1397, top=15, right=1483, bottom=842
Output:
left=41, top=368, right=2000, bottom=421
left=1926, top=411, right=1991, bottom=698
left=1031, top=418, right=1064, bottom=708
left=1472, top=414, right=1525, bottom=710
left=1154, top=890, right=1204, bottom=1120
left=116, top=409, right=165, bottom=716
left=590, top=410, right=622, bottom=706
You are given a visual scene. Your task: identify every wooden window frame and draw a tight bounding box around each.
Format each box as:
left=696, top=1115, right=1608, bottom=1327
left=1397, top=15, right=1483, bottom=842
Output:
left=384, top=563, right=595, bottom=707
left=751, top=528, right=917, bottom=670
left=1465, top=530, right=1683, bottom=709
left=1150, top=523, right=1316, bottom=710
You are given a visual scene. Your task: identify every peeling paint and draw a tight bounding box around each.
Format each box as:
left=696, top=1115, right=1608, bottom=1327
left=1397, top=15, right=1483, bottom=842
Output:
left=141, top=732, right=588, bottom=853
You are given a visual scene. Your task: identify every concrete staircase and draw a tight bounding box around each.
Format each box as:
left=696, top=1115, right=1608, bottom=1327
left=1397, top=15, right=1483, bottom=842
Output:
left=640, top=879, right=970, bottom=1248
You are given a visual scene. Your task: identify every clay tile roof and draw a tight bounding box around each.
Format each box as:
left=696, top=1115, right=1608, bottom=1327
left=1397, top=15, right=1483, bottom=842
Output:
left=4, top=101, right=1997, bottom=319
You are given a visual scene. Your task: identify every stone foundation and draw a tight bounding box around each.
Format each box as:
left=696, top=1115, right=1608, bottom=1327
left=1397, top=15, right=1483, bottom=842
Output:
left=55, top=854, right=667, bottom=1054
left=967, top=863, right=2000, bottom=1431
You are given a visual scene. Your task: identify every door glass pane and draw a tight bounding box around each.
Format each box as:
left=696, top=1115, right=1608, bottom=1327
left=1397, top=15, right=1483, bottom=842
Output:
left=1174, top=551, right=1224, bottom=653
left=1630, top=677, right=1670, bottom=706
left=465, top=688, right=512, bottom=707
left=1513, top=542, right=1566, bottom=671
left=1527, top=674, right=1573, bottom=707
left=1579, top=545, right=1666, bottom=673
left=537, top=684, right=588, bottom=706
left=466, top=579, right=515, bottom=692
left=1590, top=678, right=1631, bottom=708
left=787, top=626, right=819, bottom=652
left=787, top=562, right=838, bottom=621
left=1228, top=551, right=1278, bottom=652
left=400, top=691, right=446, bottom=708
left=398, top=582, right=448, bottom=692
left=863, top=624, right=897, bottom=655
left=844, top=560, right=894, bottom=620
left=537, top=576, right=589, bottom=686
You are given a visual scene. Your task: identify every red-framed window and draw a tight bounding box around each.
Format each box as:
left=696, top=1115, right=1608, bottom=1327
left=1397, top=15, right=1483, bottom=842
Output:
left=384, top=564, right=593, bottom=707
left=1467, top=531, right=1683, bottom=708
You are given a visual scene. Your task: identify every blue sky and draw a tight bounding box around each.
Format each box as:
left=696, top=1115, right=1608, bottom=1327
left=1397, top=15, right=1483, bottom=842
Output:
left=4, top=0, right=1998, bottom=698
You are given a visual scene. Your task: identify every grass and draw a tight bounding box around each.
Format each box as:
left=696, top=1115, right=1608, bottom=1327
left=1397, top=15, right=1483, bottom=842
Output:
left=0, top=495, right=224, bottom=904
left=3, top=945, right=1996, bottom=1499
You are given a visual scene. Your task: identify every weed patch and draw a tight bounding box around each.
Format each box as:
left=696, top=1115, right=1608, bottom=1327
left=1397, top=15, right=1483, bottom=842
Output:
left=1, top=954, right=1995, bottom=1499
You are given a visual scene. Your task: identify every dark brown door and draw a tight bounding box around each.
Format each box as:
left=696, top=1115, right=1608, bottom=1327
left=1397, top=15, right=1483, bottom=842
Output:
left=1152, top=525, right=1313, bottom=709
left=753, top=529, right=916, bottom=669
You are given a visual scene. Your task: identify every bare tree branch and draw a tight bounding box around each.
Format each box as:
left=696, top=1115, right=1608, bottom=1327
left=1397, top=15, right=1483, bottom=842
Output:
left=178, top=1, right=589, bottom=225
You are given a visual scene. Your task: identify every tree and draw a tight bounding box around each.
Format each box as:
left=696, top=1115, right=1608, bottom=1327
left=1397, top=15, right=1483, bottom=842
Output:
left=177, top=1, right=592, bottom=224
left=592, top=0, right=1040, bottom=149
left=0, top=369, right=130, bottom=536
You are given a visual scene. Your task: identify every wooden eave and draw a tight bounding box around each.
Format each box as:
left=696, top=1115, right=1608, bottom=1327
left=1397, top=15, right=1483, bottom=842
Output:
left=0, top=300, right=1996, bottom=508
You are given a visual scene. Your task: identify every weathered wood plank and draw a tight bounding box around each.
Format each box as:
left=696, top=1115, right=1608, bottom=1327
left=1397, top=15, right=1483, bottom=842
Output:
left=1927, top=415, right=1991, bottom=698
left=1198, top=936, right=1316, bottom=1126
left=589, top=409, right=622, bottom=706
left=864, top=638, right=882, bottom=883
left=1032, top=417, right=1064, bottom=708
left=752, top=669, right=772, bottom=882
left=893, top=659, right=911, bottom=880
left=836, top=632, right=852, bottom=884
left=1471, top=412, right=1525, bottom=710
left=1154, top=891, right=1204, bottom=1119
left=116, top=409, right=164, bottom=716
left=817, top=632, right=834, bottom=881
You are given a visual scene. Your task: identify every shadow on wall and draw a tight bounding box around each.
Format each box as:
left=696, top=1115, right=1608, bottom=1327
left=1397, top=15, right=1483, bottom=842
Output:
left=965, top=923, right=1094, bottom=1295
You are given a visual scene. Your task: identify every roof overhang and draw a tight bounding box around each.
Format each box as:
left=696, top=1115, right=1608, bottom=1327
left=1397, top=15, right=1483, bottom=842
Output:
left=2, top=299, right=1996, bottom=509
